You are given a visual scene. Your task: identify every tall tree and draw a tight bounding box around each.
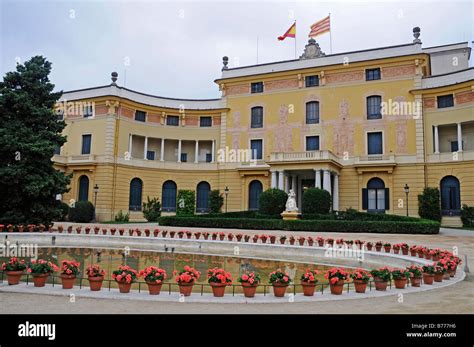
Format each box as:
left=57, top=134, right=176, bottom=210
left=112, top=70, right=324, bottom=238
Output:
left=0, top=56, right=71, bottom=226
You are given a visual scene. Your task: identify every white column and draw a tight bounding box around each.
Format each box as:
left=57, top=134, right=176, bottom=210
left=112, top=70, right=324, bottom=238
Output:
left=434, top=126, right=440, bottom=154
left=284, top=173, right=290, bottom=193
left=457, top=123, right=463, bottom=152
left=194, top=140, right=199, bottom=163
left=160, top=138, right=165, bottom=162
left=323, top=170, right=332, bottom=195
left=291, top=175, right=297, bottom=191
left=333, top=174, right=339, bottom=211
left=128, top=134, right=133, bottom=158
left=143, top=136, right=148, bottom=160
left=278, top=171, right=284, bottom=190
left=297, top=177, right=302, bottom=212
left=211, top=140, right=215, bottom=162
left=315, top=169, right=321, bottom=188
left=271, top=171, right=277, bottom=188
left=177, top=139, right=182, bottom=162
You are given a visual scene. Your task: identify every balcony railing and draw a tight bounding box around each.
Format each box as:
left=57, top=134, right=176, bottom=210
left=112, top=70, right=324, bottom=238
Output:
left=269, top=150, right=338, bottom=162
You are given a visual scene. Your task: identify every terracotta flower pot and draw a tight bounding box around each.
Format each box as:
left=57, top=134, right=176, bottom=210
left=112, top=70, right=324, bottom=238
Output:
left=210, top=282, right=227, bottom=297
left=410, top=250, right=416, bottom=256
left=146, top=281, right=163, bottom=295
left=449, top=269, right=456, bottom=278
left=236, top=235, right=242, bottom=242
left=117, top=281, right=132, bottom=293
left=203, top=234, right=209, bottom=240
left=301, top=282, right=317, bottom=296
left=272, top=283, right=288, bottom=297
left=410, top=277, right=422, bottom=287
left=423, top=273, right=434, bottom=285
left=329, top=279, right=345, bottom=295
left=178, top=282, right=194, bottom=296
left=6, top=270, right=23, bottom=285
left=367, top=245, right=373, bottom=251
left=384, top=246, right=391, bottom=253
left=417, top=252, right=424, bottom=258
left=353, top=279, right=367, bottom=293
left=298, top=239, right=305, bottom=246
left=375, top=245, right=382, bottom=252
left=432, top=256, right=440, bottom=261
left=318, top=241, right=324, bottom=247
left=219, top=234, right=225, bottom=241
left=241, top=282, right=258, bottom=298
left=307, top=240, right=314, bottom=247
left=393, top=248, right=400, bottom=254
left=289, top=239, right=295, bottom=245
left=161, top=231, right=167, bottom=237
left=394, top=278, right=407, bottom=289
left=88, top=276, right=104, bottom=291
left=270, top=237, right=276, bottom=244
left=144, top=230, right=150, bottom=237
left=374, top=278, right=388, bottom=291
left=279, top=239, right=286, bottom=245
left=32, top=273, right=49, bottom=287
left=424, top=253, right=432, bottom=260
left=402, top=249, right=409, bottom=255
left=434, top=273, right=444, bottom=282
left=60, top=274, right=76, bottom=289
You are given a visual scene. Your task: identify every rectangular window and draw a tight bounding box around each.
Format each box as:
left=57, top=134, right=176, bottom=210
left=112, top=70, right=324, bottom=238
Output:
left=367, top=132, right=383, bottom=155
left=54, top=146, right=61, bottom=155
left=135, top=110, right=146, bottom=122
left=251, top=82, right=264, bottom=93
left=83, top=105, right=94, bottom=118
left=306, top=136, right=320, bottom=151
left=200, top=116, right=212, bottom=127
left=57, top=111, right=64, bottom=121
left=206, top=153, right=212, bottom=162
left=365, top=68, right=381, bottom=81
left=146, top=151, right=155, bottom=160
left=81, top=134, right=91, bottom=155
left=306, top=102, right=319, bottom=124
left=251, top=107, right=263, bottom=128
left=437, top=94, right=454, bottom=108
left=450, top=141, right=463, bottom=152
left=305, top=75, right=319, bottom=87
left=166, top=115, right=179, bottom=126
left=367, top=96, right=382, bottom=120
left=180, top=153, right=187, bottom=162
left=250, top=139, right=263, bottom=160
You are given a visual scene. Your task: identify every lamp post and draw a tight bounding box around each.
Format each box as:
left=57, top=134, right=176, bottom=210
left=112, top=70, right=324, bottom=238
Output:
left=93, top=184, right=99, bottom=221
left=224, top=186, right=229, bottom=213
left=403, top=184, right=410, bottom=217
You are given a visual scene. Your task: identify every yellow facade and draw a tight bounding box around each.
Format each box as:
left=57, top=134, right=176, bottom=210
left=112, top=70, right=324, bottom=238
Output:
left=54, top=38, right=474, bottom=225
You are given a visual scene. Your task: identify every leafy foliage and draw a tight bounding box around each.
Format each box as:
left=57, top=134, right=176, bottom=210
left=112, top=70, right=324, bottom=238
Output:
left=68, top=201, right=94, bottom=223
left=302, top=188, right=331, bottom=214
left=176, top=190, right=195, bottom=216
left=460, top=204, right=474, bottom=227
left=114, top=210, right=129, bottom=222
left=417, top=187, right=441, bottom=222
left=142, top=196, right=161, bottom=221
left=258, top=188, right=287, bottom=215
left=209, top=190, right=224, bottom=214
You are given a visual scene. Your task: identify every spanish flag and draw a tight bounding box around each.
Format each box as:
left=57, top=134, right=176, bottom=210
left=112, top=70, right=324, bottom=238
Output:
left=278, top=22, right=296, bottom=41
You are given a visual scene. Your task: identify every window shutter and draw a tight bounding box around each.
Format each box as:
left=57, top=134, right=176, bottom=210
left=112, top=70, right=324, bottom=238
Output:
left=362, top=188, right=368, bottom=210
left=384, top=188, right=390, bottom=210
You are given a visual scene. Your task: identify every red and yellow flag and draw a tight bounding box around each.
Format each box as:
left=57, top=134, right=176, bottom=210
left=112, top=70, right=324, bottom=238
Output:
left=308, top=15, right=330, bottom=38
left=278, top=22, right=296, bottom=41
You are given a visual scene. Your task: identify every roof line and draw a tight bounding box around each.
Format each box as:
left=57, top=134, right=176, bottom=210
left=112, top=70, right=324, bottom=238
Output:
left=422, top=41, right=469, bottom=50
left=422, top=67, right=474, bottom=79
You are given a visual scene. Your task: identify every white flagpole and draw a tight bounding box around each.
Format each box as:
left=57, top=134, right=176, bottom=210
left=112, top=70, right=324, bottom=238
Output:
left=294, top=20, right=297, bottom=59
left=257, top=36, right=259, bottom=64
left=329, top=13, right=333, bottom=54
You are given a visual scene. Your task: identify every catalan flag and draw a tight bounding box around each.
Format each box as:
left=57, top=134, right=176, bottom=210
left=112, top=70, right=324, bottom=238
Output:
left=308, top=15, right=330, bottom=38
left=278, top=22, right=296, bottom=41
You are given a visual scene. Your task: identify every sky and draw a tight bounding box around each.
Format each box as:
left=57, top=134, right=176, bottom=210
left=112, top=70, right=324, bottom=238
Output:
left=1, top=0, right=472, bottom=99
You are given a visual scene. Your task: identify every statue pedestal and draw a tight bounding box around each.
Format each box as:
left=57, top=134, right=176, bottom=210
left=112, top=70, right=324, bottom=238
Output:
left=281, top=211, right=301, bottom=221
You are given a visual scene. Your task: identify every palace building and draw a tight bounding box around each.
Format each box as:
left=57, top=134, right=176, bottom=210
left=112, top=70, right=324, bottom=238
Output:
left=54, top=27, right=474, bottom=226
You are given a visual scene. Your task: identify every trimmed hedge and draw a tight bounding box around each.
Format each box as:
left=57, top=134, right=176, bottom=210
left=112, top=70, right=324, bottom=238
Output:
left=158, top=216, right=440, bottom=234
left=197, top=211, right=281, bottom=219
left=258, top=188, right=287, bottom=215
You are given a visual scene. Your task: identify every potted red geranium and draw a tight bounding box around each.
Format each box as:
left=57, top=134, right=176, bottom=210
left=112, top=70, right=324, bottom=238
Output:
left=366, top=242, right=373, bottom=251
left=269, top=269, right=292, bottom=297
left=86, top=264, right=105, bottom=291
left=17, top=224, right=24, bottom=232
left=59, top=260, right=80, bottom=289
left=238, top=272, right=260, bottom=298
left=76, top=226, right=82, bottom=234
left=186, top=231, right=192, bottom=239
left=391, top=268, right=410, bottom=289
left=307, top=237, right=314, bottom=247
left=269, top=235, right=276, bottom=244
left=370, top=266, right=391, bottom=291
left=2, top=257, right=27, bottom=285
left=316, top=236, right=324, bottom=247
left=227, top=233, right=234, bottom=241
left=350, top=269, right=371, bottom=293
left=298, top=236, right=305, bottom=246
left=325, top=268, right=349, bottom=295
left=383, top=243, right=391, bottom=253
left=355, top=240, right=365, bottom=250
left=174, top=266, right=201, bottom=296
left=211, top=232, right=218, bottom=240
left=409, top=245, right=418, bottom=256
left=112, top=265, right=138, bottom=293
left=434, top=262, right=447, bottom=282
left=289, top=236, right=296, bottom=245
left=300, top=269, right=320, bottom=296
left=252, top=235, right=259, bottom=243
left=279, top=235, right=287, bottom=245
left=27, top=259, right=58, bottom=287
left=236, top=234, right=243, bottom=242
left=218, top=232, right=225, bottom=241
left=169, top=231, right=176, bottom=238
left=260, top=234, right=268, bottom=244
left=392, top=244, right=401, bottom=254
left=375, top=241, right=383, bottom=252
left=203, top=232, right=210, bottom=240
left=400, top=243, right=409, bottom=255
left=160, top=230, right=167, bottom=237
left=207, top=268, right=232, bottom=297
left=93, top=226, right=100, bottom=234
left=85, top=226, right=91, bottom=234
left=244, top=235, right=250, bottom=242
left=153, top=229, right=160, bottom=237
left=140, top=266, right=167, bottom=295
left=407, top=265, right=423, bottom=287
left=326, top=238, right=334, bottom=246
left=422, top=265, right=435, bottom=284
left=177, top=231, right=185, bottom=239
left=194, top=232, right=201, bottom=240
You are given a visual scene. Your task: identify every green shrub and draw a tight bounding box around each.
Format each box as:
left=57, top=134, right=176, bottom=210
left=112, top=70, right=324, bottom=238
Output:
left=57, top=201, right=69, bottom=221
left=258, top=188, right=287, bottom=215
left=68, top=201, right=94, bottom=223
left=209, top=190, right=224, bottom=213
left=461, top=204, right=474, bottom=227
left=142, top=196, right=161, bottom=222
left=302, top=188, right=331, bottom=214
left=418, top=187, right=441, bottom=222
left=198, top=211, right=281, bottom=219
left=176, top=190, right=195, bottom=216
left=115, top=210, right=129, bottom=222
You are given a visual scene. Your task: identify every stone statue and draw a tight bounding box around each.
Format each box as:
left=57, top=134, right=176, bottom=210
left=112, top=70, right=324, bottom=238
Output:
left=285, top=189, right=298, bottom=212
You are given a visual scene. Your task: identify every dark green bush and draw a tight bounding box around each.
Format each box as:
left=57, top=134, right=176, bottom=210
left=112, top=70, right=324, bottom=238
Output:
left=198, top=211, right=281, bottom=219
left=461, top=204, right=474, bottom=227
left=176, top=190, right=195, bottom=216
left=258, top=188, right=287, bottom=216
left=68, top=201, right=94, bottom=223
left=57, top=201, right=69, bottom=221
left=418, top=187, right=441, bottom=222
left=115, top=210, right=129, bottom=222
left=302, top=188, right=331, bottom=214
left=142, top=196, right=161, bottom=222
left=209, top=190, right=224, bottom=214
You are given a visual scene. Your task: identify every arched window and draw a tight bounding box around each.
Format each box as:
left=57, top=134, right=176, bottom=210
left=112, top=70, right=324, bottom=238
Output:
left=129, top=178, right=143, bottom=211
left=367, top=95, right=382, bottom=119
left=248, top=180, right=263, bottom=211
left=440, top=176, right=461, bottom=215
left=306, top=101, right=320, bottom=124
left=251, top=107, right=263, bottom=128
left=196, top=181, right=211, bottom=213
left=78, top=175, right=89, bottom=202
left=362, top=177, right=388, bottom=212
left=162, top=180, right=177, bottom=212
